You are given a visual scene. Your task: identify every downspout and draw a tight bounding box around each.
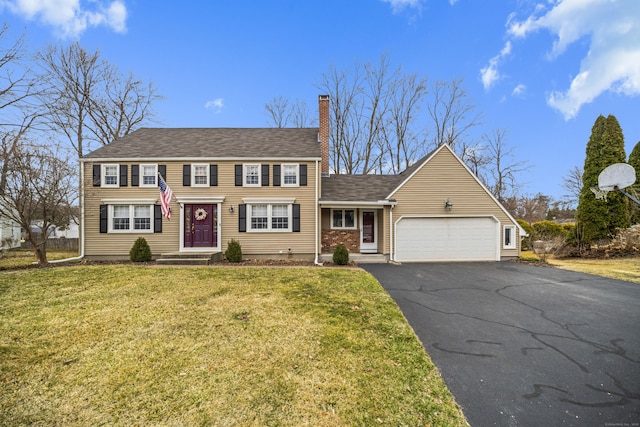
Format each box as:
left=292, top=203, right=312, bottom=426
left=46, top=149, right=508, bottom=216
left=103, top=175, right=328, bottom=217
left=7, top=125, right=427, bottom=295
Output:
left=389, top=205, right=393, bottom=262
left=314, top=159, right=322, bottom=265
left=49, top=159, right=85, bottom=264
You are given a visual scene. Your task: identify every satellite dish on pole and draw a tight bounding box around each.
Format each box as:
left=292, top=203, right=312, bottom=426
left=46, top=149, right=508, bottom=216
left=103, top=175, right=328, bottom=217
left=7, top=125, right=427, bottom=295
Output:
left=592, top=162, right=640, bottom=206
left=598, top=163, right=636, bottom=191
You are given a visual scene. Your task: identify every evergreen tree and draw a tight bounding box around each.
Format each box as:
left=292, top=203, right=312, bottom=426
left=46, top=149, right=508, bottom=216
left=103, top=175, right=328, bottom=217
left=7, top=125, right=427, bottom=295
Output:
left=628, top=140, right=640, bottom=224
left=576, top=115, right=629, bottom=245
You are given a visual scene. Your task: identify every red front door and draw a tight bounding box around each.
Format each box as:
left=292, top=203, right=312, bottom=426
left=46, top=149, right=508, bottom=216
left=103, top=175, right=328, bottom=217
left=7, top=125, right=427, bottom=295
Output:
left=184, top=204, right=217, bottom=248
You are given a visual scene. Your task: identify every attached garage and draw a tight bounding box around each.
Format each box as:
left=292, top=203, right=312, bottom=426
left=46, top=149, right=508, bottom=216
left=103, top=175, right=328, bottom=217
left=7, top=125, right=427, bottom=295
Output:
left=395, top=216, right=499, bottom=262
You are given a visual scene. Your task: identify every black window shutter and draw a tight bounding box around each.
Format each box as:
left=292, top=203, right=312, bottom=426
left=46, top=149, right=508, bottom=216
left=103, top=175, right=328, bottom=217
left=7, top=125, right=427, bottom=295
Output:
left=119, top=165, right=128, bottom=187
left=261, top=164, right=269, bottom=186
left=300, top=164, right=307, bottom=186
left=93, top=164, right=101, bottom=187
left=154, top=205, right=163, bottom=233
left=158, top=165, right=167, bottom=182
left=99, top=205, right=108, bottom=233
left=210, top=164, right=218, bottom=186
left=238, top=204, right=246, bottom=232
left=183, top=165, right=191, bottom=186
left=235, top=165, right=243, bottom=186
left=131, top=165, right=139, bottom=187
left=293, top=204, right=301, bottom=232
left=273, top=164, right=281, bottom=186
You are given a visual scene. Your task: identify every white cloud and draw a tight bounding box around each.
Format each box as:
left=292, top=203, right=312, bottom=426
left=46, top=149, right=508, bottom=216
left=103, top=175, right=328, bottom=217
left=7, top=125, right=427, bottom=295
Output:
left=0, top=0, right=127, bottom=38
left=381, top=0, right=422, bottom=14
left=205, top=98, right=224, bottom=114
left=487, top=0, right=640, bottom=120
left=512, top=84, right=527, bottom=97
left=480, top=41, right=511, bottom=90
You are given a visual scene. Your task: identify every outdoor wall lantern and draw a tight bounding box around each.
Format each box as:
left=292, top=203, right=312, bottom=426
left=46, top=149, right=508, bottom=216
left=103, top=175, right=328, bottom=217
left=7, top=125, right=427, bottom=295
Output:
left=444, top=199, right=453, bottom=211
left=228, top=205, right=234, bottom=213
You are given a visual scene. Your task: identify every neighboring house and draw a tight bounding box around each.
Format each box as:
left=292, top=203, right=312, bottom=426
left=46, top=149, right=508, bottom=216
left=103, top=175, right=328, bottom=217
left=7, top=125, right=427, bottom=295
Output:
left=0, top=211, right=21, bottom=250
left=30, top=218, right=80, bottom=239
left=80, top=95, right=523, bottom=262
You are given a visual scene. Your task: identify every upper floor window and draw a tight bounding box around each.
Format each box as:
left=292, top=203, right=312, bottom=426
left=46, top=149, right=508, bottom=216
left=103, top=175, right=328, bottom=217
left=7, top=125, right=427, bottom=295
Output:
left=244, top=164, right=260, bottom=187
left=503, top=225, right=516, bottom=249
left=192, top=164, right=210, bottom=187
left=141, top=164, right=157, bottom=187
left=102, top=164, right=119, bottom=187
left=282, top=164, right=299, bottom=187
left=332, top=209, right=356, bottom=229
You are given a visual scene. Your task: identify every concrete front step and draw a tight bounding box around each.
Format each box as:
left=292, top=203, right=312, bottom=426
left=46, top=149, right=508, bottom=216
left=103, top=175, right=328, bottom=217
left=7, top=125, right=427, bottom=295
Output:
left=319, top=253, right=389, bottom=264
left=156, top=252, right=221, bottom=266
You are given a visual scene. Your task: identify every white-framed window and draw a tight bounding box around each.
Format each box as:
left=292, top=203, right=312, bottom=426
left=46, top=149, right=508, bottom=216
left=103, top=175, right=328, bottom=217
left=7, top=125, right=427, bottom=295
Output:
left=109, top=204, right=153, bottom=233
left=503, top=225, right=516, bottom=249
left=141, top=164, right=157, bottom=187
left=102, top=164, right=119, bottom=187
left=331, top=209, right=356, bottom=229
left=248, top=203, right=291, bottom=232
left=244, top=164, right=260, bottom=187
left=282, top=164, right=299, bottom=187
left=192, top=164, right=209, bottom=187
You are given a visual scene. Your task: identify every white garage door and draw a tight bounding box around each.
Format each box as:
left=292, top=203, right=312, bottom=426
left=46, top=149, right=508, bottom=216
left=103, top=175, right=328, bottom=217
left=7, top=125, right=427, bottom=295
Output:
left=395, top=217, right=498, bottom=262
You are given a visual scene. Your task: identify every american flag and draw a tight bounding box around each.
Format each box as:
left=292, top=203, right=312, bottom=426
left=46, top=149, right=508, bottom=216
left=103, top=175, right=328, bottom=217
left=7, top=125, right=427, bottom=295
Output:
left=158, top=173, right=173, bottom=220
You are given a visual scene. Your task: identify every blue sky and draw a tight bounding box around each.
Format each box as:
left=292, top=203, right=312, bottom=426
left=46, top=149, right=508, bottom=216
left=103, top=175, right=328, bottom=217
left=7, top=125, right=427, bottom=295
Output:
left=2, top=0, right=639, bottom=200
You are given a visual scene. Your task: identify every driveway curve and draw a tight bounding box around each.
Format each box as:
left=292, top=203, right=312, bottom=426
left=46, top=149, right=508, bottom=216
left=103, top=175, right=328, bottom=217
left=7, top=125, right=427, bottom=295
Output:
left=362, top=262, right=640, bottom=427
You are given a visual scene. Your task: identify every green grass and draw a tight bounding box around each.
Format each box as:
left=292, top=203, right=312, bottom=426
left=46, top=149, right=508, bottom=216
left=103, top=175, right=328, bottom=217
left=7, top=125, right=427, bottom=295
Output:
left=0, top=249, right=79, bottom=269
left=520, top=250, right=640, bottom=284
left=0, top=265, right=468, bottom=426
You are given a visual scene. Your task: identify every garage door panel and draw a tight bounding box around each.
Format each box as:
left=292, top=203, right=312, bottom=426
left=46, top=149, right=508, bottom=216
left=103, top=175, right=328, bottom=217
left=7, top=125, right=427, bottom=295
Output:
left=396, top=217, right=497, bottom=262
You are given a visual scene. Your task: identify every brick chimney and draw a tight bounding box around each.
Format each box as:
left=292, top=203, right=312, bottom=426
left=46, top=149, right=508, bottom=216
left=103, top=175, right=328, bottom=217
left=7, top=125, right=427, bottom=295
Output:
left=318, top=95, right=330, bottom=176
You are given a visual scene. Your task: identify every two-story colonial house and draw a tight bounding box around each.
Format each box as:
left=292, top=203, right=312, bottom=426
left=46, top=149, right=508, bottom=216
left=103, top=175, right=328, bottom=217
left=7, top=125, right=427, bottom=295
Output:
left=80, top=95, right=523, bottom=263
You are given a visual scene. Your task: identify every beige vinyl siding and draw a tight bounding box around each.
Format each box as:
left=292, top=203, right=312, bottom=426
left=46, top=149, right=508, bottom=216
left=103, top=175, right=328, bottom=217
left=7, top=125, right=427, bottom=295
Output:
left=220, top=161, right=317, bottom=256
left=83, top=160, right=318, bottom=259
left=390, top=146, right=520, bottom=258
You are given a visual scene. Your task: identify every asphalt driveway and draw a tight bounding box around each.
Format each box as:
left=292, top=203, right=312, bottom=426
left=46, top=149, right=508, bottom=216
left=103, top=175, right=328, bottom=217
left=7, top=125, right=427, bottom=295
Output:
left=362, top=262, right=640, bottom=427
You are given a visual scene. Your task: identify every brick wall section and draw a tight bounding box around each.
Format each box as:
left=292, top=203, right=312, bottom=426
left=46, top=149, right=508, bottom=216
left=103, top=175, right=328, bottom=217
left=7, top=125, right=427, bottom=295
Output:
left=318, top=95, right=330, bottom=175
left=321, top=229, right=360, bottom=253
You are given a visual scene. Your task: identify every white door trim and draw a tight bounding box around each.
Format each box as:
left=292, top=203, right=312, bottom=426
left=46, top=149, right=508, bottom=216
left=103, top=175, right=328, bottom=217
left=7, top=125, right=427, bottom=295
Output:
left=360, top=209, right=378, bottom=253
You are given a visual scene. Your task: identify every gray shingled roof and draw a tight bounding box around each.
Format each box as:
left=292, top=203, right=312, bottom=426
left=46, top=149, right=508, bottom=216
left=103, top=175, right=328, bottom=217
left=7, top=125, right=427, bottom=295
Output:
left=320, top=174, right=403, bottom=202
left=319, top=149, right=437, bottom=202
left=82, top=128, right=322, bottom=159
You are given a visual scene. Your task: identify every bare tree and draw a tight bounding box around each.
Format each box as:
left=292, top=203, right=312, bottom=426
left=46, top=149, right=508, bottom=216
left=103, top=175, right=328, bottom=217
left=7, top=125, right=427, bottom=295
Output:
left=317, top=62, right=364, bottom=174
left=315, top=54, right=429, bottom=174
left=459, top=141, right=490, bottom=178
left=38, top=42, right=107, bottom=158
left=264, top=96, right=313, bottom=128
left=427, top=78, right=481, bottom=150
left=562, top=165, right=583, bottom=207
left=38, top=42, right=161, bottom=158
left=86, top=70, right=160, bottom=146
left=483, top=128, right=530, bottom=203
left=0, top=139, right=76, bottom=265
left=264, top=95, right=290, bottom=128
left=380, top=72, right=428, bottom=173
left=504, top=193, right=550, bottom=223
left=0, top=25, right=44, bottom=194
left=289, top=98, right=313, bottom=128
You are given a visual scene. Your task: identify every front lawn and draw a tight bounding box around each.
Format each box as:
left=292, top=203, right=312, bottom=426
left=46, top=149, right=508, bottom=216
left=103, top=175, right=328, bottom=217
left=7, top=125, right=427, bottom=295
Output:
left=520, top=250, right=640, bottom=284
left=0, top=265, right=468, bottom=426
left=547, top=256, right=640, bottom=284
left=0, top=249, right=79, bottom=269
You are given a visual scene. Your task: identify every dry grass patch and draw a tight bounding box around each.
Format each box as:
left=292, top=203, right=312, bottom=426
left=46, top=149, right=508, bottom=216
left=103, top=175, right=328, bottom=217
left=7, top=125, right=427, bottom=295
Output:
left=0, top=250, right=78, bottom=269
left=0, top=265, right=467, bottom=426
left=547, top=256, right=640, bottom=284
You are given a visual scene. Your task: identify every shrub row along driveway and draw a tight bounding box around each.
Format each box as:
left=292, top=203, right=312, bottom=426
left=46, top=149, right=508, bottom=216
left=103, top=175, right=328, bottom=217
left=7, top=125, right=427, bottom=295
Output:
left=363, top=262, right=640, bottom=427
